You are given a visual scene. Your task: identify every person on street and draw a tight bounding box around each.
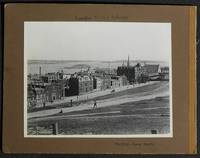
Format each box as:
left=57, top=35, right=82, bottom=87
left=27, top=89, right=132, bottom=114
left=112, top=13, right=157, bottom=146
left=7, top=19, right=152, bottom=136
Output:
left=70, top=99, right=73, bottom=107
left=93, top=100, right=97, bottom=109
left=59, top=109, right=63, bottom=113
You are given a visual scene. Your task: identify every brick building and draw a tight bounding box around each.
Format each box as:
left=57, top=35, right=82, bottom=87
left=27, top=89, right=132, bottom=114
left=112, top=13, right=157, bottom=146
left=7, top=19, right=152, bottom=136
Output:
left=65, top=75, right=94, bottom=96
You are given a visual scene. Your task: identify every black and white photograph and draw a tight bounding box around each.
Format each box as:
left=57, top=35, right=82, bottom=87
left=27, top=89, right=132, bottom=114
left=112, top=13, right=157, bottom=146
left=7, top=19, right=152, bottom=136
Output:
left=24, top=22, right=172, bottom=137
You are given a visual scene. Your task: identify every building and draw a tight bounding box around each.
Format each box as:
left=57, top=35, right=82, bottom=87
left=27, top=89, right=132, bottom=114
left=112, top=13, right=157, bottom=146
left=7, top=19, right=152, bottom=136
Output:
left=27, top=84, right=46, bottom=108
left=117, top=66, right=135, bottom=83
left=117, top=56, right=139, bottom=83
left=65, top=76, right=79, bottom=96
left=27, top=85, right=37, bottom=108
left=93, top=77, right=103, bottom=91
left=101, top=75, right=111, bottom=90
left=110, top=75, right=129, bottom=88
left=28, top=74, right=41, bottom=82
left=117, top=56, right=162, bottom=83
left=78, top=75, right=93, bottom=95
left=45, top=82, right=64, bottom=103
left=118, top=75, right=129, bottom=86
left=42, top=72, right=59, bottom=83
left=134, top=63, right=149, bottom=83
left=143, top=64, right=160, bottom=81
left=117, top=56, right=136, bottom=84
left=111, top=78, right=120, bottom=88
left=27, top=79, right=66, bottom=108
left=93, top=75, right=113, bottom=91
left=63, top=74, right=71, bottom=80
left=160, top=66, right=169, bottom=80
left=41, top=71, right=64, bottom=83
left=65, top=75, right=94, bottom=96
left=34, top=87, right=46, bottom=106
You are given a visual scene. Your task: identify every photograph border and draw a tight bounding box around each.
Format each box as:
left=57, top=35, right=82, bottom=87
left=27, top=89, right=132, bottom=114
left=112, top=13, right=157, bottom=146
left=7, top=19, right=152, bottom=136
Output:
left=23, top=21, right=173, bottom=138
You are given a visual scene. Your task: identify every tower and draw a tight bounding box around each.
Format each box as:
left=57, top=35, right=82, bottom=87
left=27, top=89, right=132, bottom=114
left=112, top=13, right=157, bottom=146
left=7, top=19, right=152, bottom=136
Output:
left=127, top=55, right=130, bottom=68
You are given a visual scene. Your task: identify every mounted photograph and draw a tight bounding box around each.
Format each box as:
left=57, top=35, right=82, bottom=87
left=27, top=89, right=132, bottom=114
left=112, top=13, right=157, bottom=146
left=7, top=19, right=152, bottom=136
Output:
left=24, top=22, right=172, bottom=137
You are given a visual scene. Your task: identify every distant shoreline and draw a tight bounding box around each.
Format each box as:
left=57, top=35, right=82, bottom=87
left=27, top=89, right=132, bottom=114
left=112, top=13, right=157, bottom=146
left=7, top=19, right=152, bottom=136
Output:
left=28, top=59, right=169, bottom=65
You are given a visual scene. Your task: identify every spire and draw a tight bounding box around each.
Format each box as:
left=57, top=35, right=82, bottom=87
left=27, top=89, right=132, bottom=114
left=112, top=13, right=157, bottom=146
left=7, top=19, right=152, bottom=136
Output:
left=127, top=55, right=130, bottom=68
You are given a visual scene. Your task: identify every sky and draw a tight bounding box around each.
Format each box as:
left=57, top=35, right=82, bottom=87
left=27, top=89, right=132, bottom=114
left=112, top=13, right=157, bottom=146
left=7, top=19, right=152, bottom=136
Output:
left=24, top=22, right=171, bottom=62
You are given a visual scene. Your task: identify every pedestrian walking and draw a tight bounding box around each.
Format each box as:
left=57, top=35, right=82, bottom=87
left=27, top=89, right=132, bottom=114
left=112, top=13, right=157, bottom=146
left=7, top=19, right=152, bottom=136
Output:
left=59, top=109, right=63, bottom=114
left=70, top=99, right=73, bottom=107
left=43, top=102, right=46, bottom=108
left=93, top=100, right=97, bottom=109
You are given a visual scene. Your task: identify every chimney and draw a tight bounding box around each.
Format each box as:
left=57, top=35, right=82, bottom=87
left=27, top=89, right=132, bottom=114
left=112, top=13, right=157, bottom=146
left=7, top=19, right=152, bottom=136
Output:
left=127, top=55, right=130, bottom=68
left=39, top=66, right=41, bottom=77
